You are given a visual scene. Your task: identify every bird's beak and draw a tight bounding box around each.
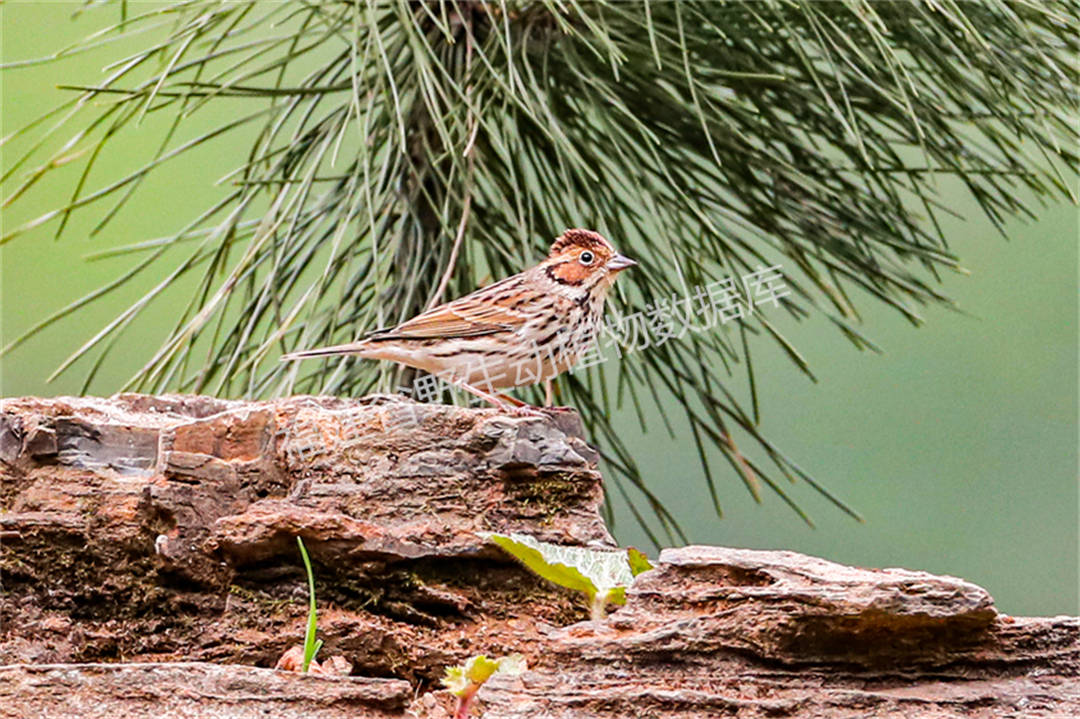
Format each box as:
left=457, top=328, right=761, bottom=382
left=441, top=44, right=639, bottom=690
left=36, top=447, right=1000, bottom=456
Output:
left=606, top=254, right=637, bottom=272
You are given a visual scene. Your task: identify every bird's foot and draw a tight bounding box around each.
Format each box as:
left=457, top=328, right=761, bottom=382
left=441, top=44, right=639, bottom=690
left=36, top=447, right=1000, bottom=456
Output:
left=508, top=403, right=548, bottom=418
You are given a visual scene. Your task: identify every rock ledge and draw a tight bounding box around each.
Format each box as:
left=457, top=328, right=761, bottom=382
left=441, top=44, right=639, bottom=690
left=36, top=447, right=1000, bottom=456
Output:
left=2, top=395, right=1077, bottom=718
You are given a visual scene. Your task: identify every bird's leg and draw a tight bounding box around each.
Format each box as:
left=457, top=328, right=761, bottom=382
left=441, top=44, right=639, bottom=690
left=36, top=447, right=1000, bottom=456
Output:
left=540, top=379, right=572, bottom=412
left=495, top=392, right=527, bottom=407
left=457, top=381, right=545, bottom=417
left=496, top=391, right=557, bottom=417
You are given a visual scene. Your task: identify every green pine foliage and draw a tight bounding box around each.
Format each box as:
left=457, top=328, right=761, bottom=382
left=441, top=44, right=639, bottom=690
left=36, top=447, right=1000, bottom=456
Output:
left=2, top=1, right=1076, bottom=542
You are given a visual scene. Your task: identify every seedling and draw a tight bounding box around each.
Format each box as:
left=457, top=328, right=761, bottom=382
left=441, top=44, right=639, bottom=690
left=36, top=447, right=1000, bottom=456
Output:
left=441, top=653, right=525, bottom=719
left=296, top=536, right=323, bottom=672
left=484, top=533, right=653, bottom=620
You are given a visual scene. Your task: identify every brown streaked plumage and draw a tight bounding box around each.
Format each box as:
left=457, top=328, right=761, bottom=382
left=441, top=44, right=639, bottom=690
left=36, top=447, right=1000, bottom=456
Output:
left=282, top=229, right=636, bottom=414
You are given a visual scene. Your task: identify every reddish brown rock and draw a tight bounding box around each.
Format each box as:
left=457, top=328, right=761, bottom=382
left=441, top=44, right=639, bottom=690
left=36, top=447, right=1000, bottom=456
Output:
left=1, top=393, right=604, bottom=679
left=1, top=392, right=610, bottom=576
left=2, top=395, right=1077, bottom=719
left=0, top=662, right=411, bottom=719
left=476, top=546, right=1078, bottom=717
left=274, top=645, right=353, bottom=675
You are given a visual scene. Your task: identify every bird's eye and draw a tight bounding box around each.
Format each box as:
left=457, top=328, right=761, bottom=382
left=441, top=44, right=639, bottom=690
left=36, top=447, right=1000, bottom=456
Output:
left=579, top=251, right=595, bottom=266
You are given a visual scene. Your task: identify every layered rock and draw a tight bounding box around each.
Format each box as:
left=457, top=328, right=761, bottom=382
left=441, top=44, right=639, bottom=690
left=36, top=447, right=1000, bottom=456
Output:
left=484, top=546, right=1078, bottom=718
left=1, top=394, right=606, bottom=681
left=1, top=395, right=1076, bottom=718
left=0, top=663, right=411, bottom=719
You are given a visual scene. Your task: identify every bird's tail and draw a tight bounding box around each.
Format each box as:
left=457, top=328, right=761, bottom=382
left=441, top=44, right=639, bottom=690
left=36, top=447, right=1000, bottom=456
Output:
left=280, top=341, right=369, bottom=361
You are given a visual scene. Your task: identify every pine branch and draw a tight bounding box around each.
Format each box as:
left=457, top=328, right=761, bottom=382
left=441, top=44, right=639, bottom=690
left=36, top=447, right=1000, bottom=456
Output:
left=2, top=0, right=1077, bottom=544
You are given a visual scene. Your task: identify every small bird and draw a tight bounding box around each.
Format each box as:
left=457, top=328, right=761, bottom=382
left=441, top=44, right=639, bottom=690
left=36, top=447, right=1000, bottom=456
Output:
left=282, top=229, right=636, bottom=414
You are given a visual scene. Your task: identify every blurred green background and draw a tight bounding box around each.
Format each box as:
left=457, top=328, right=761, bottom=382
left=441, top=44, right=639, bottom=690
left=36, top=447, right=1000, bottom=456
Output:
left=2, top=3, right=1076, bottom=617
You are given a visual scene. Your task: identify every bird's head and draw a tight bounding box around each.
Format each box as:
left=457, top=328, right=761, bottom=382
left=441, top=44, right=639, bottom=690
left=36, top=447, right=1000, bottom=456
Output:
left=541, top=229, right=636, bottom=296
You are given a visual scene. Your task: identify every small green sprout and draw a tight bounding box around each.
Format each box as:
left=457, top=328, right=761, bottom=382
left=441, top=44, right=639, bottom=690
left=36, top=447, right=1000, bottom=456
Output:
left=626, top=547, right=654, bottom=577
left=483, top=533, right=654, bottom=620
left=441, top=653, right=526, bottom=719
left=296, top=536, right=323, bottom=673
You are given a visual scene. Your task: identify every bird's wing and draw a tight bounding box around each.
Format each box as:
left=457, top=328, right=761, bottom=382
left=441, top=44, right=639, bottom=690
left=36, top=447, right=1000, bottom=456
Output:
left=368, top=279, right=530, bottom=340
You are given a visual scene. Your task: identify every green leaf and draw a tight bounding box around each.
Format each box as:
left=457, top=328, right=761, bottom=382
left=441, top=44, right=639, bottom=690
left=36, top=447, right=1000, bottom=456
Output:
left=484, top=533, right=604, bottom=601
left=296, top=536, right=320, bottom=672
left=626, top=547, right=654, bottom=577
left=463, top=655, right=502, bottom=686
left=484, top=532, right=637, bottom=605
left=441, top=664, right=470, bottom=697
left=441, top=653, right=527, bottom=697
